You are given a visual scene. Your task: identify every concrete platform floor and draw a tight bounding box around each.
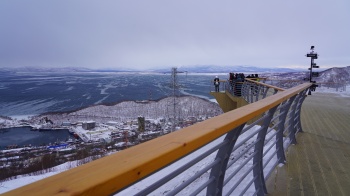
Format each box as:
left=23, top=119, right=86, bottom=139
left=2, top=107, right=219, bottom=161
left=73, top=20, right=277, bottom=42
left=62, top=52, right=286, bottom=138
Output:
left=266, top=93, right=350, bottom=196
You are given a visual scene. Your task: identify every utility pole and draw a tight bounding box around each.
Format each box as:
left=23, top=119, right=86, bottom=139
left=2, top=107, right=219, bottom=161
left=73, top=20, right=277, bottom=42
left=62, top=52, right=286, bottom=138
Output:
left=171, top=67, right=178, bottom=132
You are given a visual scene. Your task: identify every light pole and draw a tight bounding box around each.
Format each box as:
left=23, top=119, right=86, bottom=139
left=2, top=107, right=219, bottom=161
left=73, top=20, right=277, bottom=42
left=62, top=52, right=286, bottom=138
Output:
left=306, top=46, right=320, bottom=95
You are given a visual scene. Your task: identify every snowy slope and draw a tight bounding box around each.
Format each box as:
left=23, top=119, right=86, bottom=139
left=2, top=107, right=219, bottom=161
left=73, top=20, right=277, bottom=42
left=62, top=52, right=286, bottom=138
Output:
left=317, top=66, right=350, bottom=83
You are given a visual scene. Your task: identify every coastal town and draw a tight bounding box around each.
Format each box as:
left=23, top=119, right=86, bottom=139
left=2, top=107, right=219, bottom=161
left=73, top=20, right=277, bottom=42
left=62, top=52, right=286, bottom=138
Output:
left=1, top=114, right=207, bottom=149
left=0, top=96, right=223, bottom=180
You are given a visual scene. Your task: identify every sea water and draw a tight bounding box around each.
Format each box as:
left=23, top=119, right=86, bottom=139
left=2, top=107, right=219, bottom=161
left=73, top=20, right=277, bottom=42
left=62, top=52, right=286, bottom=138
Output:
left=0, top=127, right=70, bottom=150
left=0, top=72, right=226, bottom=117
left=0, top=72, right=227, bottom=148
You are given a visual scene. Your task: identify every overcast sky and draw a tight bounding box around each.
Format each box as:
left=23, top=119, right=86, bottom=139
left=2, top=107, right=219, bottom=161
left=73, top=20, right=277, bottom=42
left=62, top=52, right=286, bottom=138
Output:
left=1, top=0, right=349, bottom=70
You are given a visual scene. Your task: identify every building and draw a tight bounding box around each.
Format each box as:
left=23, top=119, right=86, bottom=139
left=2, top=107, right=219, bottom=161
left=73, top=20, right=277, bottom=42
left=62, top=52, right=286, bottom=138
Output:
left=82, top=121, right=96, bottom=130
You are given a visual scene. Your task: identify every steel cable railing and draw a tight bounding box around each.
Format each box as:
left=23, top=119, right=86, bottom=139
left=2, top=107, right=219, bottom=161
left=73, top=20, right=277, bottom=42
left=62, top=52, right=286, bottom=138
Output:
left=3, top=83, right=312, bottom=196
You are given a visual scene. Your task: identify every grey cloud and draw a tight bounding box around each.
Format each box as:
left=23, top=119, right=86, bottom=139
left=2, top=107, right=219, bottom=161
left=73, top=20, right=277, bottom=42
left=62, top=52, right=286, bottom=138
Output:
left=0, top=0, right=349, bottom=70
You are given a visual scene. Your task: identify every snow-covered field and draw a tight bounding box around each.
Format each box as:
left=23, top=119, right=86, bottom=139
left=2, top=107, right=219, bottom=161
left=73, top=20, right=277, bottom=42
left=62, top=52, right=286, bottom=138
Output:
left=313, top=85, right=350, bottom=97
left=0, top=161, right=79, bottom=193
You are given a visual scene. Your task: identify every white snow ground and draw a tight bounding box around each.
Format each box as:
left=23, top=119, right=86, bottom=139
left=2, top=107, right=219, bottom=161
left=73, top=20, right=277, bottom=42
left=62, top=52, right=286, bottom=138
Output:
left=313, top=85, right=350, bottom=97
left=0, top=161, right=80, bottom=194
left=1, top=86, right=349, bottom=194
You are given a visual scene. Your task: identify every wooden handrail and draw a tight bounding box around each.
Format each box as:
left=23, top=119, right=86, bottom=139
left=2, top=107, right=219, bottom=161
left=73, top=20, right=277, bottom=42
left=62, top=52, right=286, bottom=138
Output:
left=3, top=83, right=312, bottom=196
left=245, top=78, right=286, bottom=92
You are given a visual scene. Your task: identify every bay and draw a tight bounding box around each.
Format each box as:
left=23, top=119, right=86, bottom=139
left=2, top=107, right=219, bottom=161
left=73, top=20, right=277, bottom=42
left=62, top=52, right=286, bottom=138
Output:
left=0, top=127, right=70, bottom=150
left=0, top=72, right=227, bottom=149
left=0, top=72, right=226, bottom=117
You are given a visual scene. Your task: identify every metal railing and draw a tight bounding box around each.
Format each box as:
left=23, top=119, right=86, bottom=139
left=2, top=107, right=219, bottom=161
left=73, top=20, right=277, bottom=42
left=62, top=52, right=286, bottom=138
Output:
left=3, top=82, right=312, bottom=196
left=241, top=78, right=285, bottom=103
left=210, top=78, right=278, bottom=99
left=210, top=80, right=228, bottom=92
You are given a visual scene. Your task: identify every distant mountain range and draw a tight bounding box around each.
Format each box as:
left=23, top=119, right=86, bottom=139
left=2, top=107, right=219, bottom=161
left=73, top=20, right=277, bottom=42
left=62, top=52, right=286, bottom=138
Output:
left=0, top=66, right=92, bottom=74
left=174, top=65, right=302, bottom=73
left=261, top=66, right=350, bottom=84
left=0, top=65, right=304, bottom=74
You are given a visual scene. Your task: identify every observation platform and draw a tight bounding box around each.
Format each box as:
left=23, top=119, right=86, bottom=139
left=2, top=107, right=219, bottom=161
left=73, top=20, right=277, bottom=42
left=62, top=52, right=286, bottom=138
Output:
left=266, top=92, right=350, bottom=195
left=3, top=81, right=349, bottom=195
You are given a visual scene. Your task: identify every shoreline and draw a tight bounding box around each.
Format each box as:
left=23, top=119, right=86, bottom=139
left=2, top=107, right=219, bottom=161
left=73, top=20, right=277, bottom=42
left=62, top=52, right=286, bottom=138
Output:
left=0, top=95, right=223, bottom=150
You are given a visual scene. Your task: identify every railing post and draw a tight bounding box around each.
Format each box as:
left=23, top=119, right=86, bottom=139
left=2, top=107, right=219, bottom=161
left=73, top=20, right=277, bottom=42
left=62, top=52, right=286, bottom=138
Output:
left=262, top=86, right=270, bottom=99
left=287, top=91, right=305, bottom=144
left=241, top=81, right=247, bottom=98
left=273, top=88, right=279, bottom=95
left=276, top=96, right=296, bottom=164
left=255, top=83, right=262, bottom=102
left=250, top=82, right=254, bottom=103
left=207, top=124, right=246, bottom=196
left=253, top=106, right=278, bottom=195
left=244, top=82, right=249, bottom=100
left=294, top=89, right=308, bottom=133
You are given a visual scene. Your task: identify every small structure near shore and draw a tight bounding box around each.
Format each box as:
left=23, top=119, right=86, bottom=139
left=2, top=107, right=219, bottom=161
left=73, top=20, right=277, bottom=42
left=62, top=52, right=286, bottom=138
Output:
left=82, top=121, right=96, bottom=130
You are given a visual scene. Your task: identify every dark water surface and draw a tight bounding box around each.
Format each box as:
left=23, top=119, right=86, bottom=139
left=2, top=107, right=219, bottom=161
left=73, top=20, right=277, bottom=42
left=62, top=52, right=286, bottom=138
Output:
left=0, top=127, right=70, bottom=150
left=0, top=72, right=224, bottom=117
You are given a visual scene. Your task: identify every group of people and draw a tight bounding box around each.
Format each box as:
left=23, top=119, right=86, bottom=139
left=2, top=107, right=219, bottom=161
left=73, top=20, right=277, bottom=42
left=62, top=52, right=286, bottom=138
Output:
left=246, top=74, right=259, bottom=79
left=213, top=73, right=260, bottom=93
left=229, top=73, right=246, bottom=83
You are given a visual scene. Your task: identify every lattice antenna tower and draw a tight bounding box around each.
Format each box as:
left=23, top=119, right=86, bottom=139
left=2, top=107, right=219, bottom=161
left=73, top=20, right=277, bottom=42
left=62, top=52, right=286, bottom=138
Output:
left=170, top=67, right=181, bottom=132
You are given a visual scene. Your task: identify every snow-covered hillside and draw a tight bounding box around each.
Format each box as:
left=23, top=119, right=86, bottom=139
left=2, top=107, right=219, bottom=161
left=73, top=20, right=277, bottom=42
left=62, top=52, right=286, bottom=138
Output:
left=32, top=96, right=223, bottom=126
left=317, top=66, right=350, bottom=84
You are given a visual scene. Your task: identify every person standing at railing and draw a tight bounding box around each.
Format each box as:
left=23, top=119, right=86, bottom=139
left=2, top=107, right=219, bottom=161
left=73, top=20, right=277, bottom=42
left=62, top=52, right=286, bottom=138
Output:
left=229, top=72, right=234, bottom=91
left=214, top=76, right=220, bottom=92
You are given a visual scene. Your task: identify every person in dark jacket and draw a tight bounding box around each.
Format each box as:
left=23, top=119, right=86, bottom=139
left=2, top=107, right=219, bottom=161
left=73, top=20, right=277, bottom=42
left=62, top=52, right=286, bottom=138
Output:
left=214, top=76, right=220, bottom=92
